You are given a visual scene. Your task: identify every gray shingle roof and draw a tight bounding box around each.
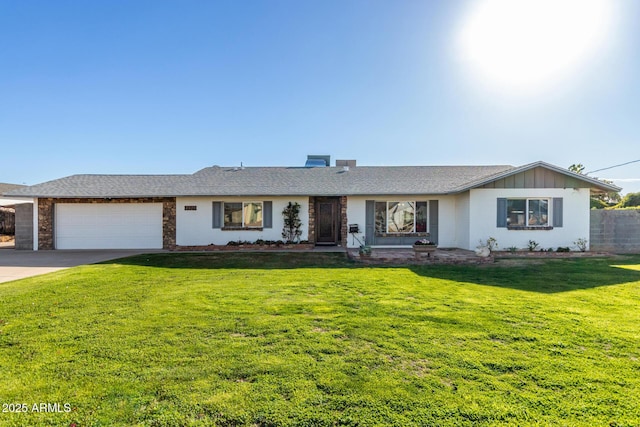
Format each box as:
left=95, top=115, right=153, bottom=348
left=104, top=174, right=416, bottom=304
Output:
left=5, top=174, right=192, bottom=198
left=5, top=165, right=514, bottom=198
left=4, top=161, right=619, bottom=198
left=0, top=183, right=26, bottom=196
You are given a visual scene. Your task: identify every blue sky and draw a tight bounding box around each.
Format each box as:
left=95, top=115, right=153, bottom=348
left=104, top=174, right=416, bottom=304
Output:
left=2, top=0, right=639, bottom=193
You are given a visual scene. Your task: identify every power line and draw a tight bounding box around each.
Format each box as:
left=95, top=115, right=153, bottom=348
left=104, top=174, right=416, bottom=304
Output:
left=585, top=159, right=640, bottom=175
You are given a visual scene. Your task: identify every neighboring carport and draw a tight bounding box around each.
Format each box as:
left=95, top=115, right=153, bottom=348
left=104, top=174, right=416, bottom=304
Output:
left=0, top=183, right=32, bottom=250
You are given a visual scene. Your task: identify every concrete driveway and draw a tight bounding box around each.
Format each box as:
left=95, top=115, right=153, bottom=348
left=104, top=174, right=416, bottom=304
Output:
left=0, top=249, right=160, bottom=283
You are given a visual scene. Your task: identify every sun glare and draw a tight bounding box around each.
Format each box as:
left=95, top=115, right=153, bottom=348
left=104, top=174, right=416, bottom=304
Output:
left=456, top=0, right=616, bottom=96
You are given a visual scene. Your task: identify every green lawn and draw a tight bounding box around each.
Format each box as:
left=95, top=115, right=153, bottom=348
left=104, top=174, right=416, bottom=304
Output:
left=1, top=253, right=639, bottom=426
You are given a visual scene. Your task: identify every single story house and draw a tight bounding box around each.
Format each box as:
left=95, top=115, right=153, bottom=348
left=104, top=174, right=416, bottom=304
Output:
left=5, top=157, right=619, bottom=252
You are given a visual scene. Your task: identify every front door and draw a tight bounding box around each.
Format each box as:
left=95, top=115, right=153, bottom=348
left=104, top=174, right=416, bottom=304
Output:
left=315, top=198, right=338, bottom=245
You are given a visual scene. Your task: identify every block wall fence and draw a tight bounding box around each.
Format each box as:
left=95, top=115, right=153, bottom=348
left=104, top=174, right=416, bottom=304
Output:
left=590, top=209, right=640, bottom=253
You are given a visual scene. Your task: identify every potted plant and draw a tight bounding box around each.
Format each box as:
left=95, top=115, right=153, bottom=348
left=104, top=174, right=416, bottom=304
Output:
left=359, top=244, right=372, bottom=257
left=475, top=237, right=497, bottom=257
left=413, top=238, right=437, bottom=255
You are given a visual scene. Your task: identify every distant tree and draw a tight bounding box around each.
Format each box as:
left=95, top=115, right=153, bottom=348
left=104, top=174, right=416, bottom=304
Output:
left=568, top=163, right=621, bottom=208
left=590, top=198, right=608, bottom=209
left=616, top=192, right=640, bottom=208
left=568, top=163, right=586, bottom=174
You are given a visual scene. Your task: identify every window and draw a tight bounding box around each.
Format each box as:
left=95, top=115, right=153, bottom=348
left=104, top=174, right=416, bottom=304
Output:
left=224, top=202, right=263, bottom=228
left=506, top=198, right=549, bottom=227
left=213, top=201, right=272, bottom=229
left=375, top=201, right=428, bottom=234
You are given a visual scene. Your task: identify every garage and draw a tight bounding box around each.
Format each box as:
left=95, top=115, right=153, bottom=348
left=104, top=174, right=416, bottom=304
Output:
left=55, top=203, right=163, bottom=249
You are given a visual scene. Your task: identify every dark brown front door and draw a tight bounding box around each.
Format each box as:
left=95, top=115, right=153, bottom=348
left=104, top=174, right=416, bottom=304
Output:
left=315, top=198, right=338, bottom=245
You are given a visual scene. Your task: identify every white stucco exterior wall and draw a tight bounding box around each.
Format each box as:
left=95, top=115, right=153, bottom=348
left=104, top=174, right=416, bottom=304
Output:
left=345, top=195, right=458, bottom=248
left=344, top=196, right=367, bottom=248
left=454, top=192, right=470, bottom=250
left=176, top=196, right=309, bottom=246
left=468, top=188, right=591, bottom=251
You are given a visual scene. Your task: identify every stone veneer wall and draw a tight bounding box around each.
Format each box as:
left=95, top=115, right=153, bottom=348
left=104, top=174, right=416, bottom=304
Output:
left=38, top=199, right=54, bottom=250
left=308, top=196, right=316, bottom=244
left=340, top=196, right=348, bottom=245
left=38, top=198, right=176, bottom=250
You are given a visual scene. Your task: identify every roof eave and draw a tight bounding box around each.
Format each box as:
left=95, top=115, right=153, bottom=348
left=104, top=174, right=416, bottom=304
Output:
left=455, top=161, right=621, bottom=193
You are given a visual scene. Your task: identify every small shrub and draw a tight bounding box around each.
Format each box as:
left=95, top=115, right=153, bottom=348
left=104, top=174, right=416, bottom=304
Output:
left=616, top=191, right=640, bottom=208
left=227, top=240, right=252, bottom=246
left=507, top=246, right=518, bottom=253
left=556, top=247, right=570, bottom=252
left=574, top=238, right=588, bottom=252
left=282, top=202, right=303, bottom=243
left=528, top=240, right=539, bottom=252
left=478, top=237, right=498, bottom=252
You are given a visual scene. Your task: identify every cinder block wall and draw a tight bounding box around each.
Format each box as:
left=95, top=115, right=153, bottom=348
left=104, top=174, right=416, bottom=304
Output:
left=15, top=203, right=34, bottom=250
left=590, top=209, right=640, bottom=253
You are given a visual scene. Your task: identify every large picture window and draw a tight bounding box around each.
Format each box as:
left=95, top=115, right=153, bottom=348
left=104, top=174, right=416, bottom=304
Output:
left=507, top=198, right=549, bottom=227
left=224, top=202, right=263, bottom=228
left=375, top=201, right=427, bottom=234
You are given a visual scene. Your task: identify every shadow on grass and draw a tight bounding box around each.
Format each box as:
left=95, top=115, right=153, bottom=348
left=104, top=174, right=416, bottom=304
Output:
left=409, top=256, right=640, bottom=294
left=101, top=251, right=356, bottom=270
left=101, top=252, right=640, bottom=294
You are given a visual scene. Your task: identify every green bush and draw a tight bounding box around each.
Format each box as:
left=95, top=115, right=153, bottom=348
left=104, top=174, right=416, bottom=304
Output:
left=616, top=192, right=640, bottom=208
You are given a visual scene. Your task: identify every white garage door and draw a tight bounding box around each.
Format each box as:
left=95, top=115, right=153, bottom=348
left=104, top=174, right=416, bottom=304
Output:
left=55, top=203, right=163, bottom=249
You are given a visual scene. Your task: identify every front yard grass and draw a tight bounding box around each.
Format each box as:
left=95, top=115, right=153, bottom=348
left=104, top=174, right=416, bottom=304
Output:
left=1, top=253, right=639, bottom=426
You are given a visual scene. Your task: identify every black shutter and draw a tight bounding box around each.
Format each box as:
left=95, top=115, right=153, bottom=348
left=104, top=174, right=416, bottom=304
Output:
left=497, top=198, right=507, bottom=228
left=212, top=202, right=222, bottom=229
left=263, top=201, right=273, bottom=228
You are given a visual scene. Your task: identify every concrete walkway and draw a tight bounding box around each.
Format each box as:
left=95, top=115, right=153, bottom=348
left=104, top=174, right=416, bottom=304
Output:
left=0, top=249, right=159, bottom=283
